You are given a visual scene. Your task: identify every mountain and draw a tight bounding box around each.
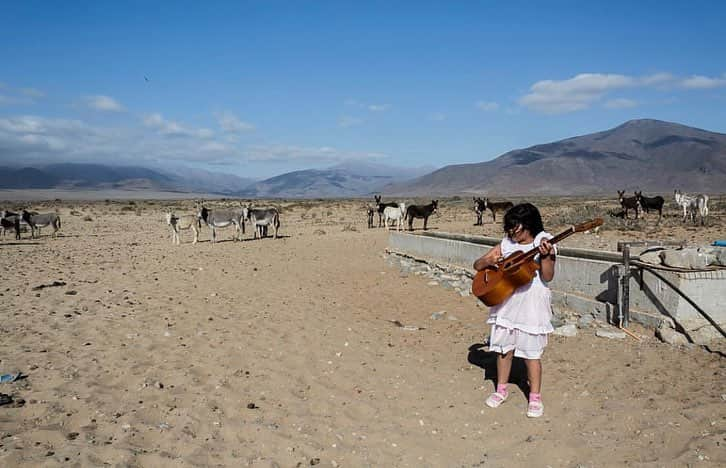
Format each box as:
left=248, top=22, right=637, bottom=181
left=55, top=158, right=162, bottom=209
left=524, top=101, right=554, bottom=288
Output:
left=0, top=163, right=255, bottom=194
left=384, top=119, right=726, bottom=196
left=236, top=162, right=435, bottom=198
left=157, top=166, right=256, bottom=194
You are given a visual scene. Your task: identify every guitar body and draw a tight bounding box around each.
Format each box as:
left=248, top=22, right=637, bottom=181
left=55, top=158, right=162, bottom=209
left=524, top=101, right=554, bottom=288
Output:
left=472, top=257, right=540, bottom=306
left=470, top=217, right=603, bottom=307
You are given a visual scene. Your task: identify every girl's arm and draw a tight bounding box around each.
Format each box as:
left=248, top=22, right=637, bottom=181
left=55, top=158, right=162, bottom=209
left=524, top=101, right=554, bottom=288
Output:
left=473, top=244, right=503, bottom=271
left=538, top=239, right=556, bottom=282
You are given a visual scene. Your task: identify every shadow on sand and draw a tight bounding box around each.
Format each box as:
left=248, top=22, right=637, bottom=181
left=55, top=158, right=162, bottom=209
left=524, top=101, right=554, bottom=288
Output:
left=467, top=342, right=531, bottom=398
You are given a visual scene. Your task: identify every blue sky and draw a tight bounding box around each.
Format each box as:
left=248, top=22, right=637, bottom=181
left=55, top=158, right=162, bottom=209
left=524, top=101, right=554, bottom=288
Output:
left=1, top=1, right=725, bottom=178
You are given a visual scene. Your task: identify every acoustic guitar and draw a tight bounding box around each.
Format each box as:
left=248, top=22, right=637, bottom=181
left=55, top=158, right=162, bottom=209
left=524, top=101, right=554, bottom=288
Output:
left=471, top=218, right=603, bottom=306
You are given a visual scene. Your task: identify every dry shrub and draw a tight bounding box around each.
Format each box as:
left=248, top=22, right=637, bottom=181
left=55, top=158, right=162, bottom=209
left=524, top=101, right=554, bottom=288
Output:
left=83, top=215, right=93, bottom=222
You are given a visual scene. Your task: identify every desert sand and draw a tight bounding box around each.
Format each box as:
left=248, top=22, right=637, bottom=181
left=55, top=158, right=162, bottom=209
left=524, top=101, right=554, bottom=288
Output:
left=1, top=195, right=724, bottom=467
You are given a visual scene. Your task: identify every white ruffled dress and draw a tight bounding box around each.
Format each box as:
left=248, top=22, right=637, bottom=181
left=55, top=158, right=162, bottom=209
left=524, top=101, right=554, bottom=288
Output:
left=487, top=231, right=555, bottom=359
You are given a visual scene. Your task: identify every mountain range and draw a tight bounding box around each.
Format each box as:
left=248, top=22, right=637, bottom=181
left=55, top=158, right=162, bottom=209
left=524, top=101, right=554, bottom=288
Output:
left=2, top=119, right=725, bottom=197
left=235, top=162, right=435, bottom=198
left=0, top=163, right=255, bottom=194
left=384, top=119, right=726, bottom=196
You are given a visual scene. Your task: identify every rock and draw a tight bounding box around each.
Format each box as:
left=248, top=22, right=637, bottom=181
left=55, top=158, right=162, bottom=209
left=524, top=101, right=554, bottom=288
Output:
left=577, top=315, right=594, bottom=328
left=447, top=315, right=459, bottom=321
left=656, top=320, right=689, bottom=346
left=595, top=328, right=627, bottom=340
left=313, top=229, right=326, bottom=236
left=550, top=316, right=566, bottom=328
left=431, top=311, right=446, bottom=320
left=552, top=324, right=577, bottom=337
left=638, top=250, right=663, bottom=265
left=660, top=248, right=715, bottom=269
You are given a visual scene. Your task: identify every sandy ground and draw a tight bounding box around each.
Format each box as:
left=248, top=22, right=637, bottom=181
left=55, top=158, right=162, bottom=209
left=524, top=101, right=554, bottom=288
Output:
left=0, top=196, right=724, bottom=467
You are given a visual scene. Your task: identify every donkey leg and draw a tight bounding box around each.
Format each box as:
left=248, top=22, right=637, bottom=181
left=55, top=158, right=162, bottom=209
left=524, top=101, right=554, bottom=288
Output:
left=423, top=217, right=428, bottom=230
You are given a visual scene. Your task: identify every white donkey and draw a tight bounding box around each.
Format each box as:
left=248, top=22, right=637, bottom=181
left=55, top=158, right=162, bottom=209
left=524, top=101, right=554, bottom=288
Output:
left=383, top=203, right=406, bottom=231
left=674, top=190, right=709, bottom=225
left=165, top=212, right=200, bottom=245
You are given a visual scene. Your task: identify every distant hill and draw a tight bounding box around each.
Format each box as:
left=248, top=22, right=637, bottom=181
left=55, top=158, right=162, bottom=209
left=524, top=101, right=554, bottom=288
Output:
left=0, top=163, right=255, bottom=194
left=236, top=162, right=435, bottom=198
left=384, top=119, right=726, bottom=196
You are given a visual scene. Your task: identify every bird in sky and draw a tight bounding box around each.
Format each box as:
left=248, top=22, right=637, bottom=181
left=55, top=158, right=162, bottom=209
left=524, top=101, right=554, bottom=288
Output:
left=144, top=76, right=149, bottom=82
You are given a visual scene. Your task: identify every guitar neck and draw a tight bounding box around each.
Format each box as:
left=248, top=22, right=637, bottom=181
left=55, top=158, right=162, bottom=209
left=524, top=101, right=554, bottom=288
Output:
left=513, top=226, right=576, bottom=264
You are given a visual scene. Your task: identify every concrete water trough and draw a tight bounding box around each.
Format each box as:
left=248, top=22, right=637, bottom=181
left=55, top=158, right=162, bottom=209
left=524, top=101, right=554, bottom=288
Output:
left=388, top=231, right=726, bottom=345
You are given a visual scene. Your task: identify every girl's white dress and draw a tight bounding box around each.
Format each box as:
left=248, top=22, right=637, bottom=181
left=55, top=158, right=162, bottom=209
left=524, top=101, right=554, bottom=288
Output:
left=487, top=231, right=555, bottom=359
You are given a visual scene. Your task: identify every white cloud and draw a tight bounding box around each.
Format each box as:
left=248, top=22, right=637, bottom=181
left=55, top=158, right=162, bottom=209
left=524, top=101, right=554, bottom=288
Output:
left=84, top=95, right=124, bottom=112
left=604, top=98, right=638, bottom=109
left=215, top=111, right=255, bottom=132
left=476, top=101, right=499, bottom=111
left=338, top=115, right=364, bottom=128
left=640, top=72, right=675, bottom=86
left=520, top=72, right=726, bottom=114
left=0, top=83, right=45, bottom=105
left=245, top=144, right=385, bottom=163
left=346, top=99, right=390, bottom=112
left=143, top=113, right=213, bottom=138
left=680, top=74, right=726, bottom=89
left=0, top=113, right=385, bottom=169
left=519, top=73, right=636, bottom=114
left=367, top=104, right=389, bottom=112
left=20, top=88, right=45, bottom=98
left=0, top=114, right=236, bottom=166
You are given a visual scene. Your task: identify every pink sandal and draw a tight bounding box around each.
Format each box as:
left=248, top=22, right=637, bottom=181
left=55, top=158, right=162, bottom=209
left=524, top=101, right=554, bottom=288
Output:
left=527, top=400, right=544, bottom=418
left=485, top=391, right=508, bottom=408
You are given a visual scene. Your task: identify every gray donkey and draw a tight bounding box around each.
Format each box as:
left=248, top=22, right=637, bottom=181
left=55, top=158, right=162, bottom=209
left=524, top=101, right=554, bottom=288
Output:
left=22, top=210, right=61, bottom=238
left=198, top=206, right=245, bottom=243
left=243, top=205, right=280, bottom=240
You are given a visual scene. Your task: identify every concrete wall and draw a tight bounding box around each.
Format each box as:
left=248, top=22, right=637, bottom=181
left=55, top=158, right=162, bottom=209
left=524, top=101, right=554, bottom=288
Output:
left=388, top=231, right=726, bottom=344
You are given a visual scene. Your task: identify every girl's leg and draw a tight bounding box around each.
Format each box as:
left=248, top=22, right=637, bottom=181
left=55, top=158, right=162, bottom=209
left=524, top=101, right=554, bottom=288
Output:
left=486, top=350, right=514, bottom=408
left=525, top=358, right=544, bottom=417
left=497, top=350, right=514, bottom=386
left=524, top=359, right=542, bottom=394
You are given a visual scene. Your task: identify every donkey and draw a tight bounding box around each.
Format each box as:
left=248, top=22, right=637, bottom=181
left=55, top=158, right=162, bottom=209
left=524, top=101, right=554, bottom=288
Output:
left=198, top=206, right=245, bottom=243
left=634, top=191, right=664, bottom=222
left=366, top=204, right=375, bottom=229
left=383, top=203, right=406, bottom=231
left=617, top=190, right=639, bottom=219
left=405, top=200, right=438, bottom=231
left=22, top=210, right=61, bottom=238
left=674, top=190, right=709, bottom=225
left=374, top=195, right=400, bottom=228
left=2, top=210, right=32, bottom=238
left=165, top=212, right=200, bottom=245
left=482, top=198, right=514, bottom=223
left=243, top=206, right=280, bottom=240
left=0, top=216, right=20, bottom=240
left=473, top=197, right=486, bottom=225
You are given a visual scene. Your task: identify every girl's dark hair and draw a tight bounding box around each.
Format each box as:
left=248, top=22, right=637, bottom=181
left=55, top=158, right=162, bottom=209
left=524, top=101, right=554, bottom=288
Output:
left=503, top=203, right=544, bottom=237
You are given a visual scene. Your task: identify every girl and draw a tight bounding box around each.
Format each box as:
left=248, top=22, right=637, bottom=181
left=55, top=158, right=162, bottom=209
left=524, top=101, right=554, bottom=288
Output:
left=473, top=203, right=556, bottom=418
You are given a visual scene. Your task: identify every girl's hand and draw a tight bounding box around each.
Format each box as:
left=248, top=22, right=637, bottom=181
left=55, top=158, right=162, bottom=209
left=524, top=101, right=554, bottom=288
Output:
left=539, top=239, right=554, bottom=257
